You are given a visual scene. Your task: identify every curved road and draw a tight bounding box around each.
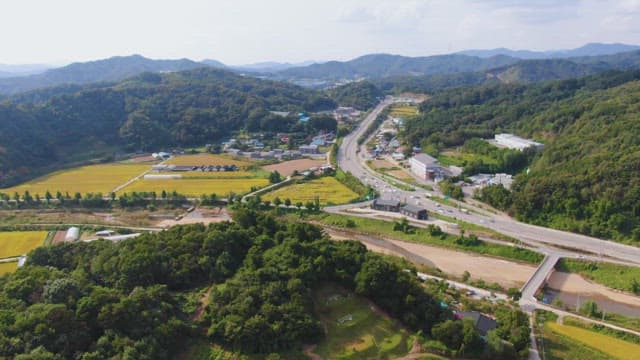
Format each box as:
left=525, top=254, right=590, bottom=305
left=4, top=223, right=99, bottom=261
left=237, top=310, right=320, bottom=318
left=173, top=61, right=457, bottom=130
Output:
left=333, top=99, right=640, bottom=265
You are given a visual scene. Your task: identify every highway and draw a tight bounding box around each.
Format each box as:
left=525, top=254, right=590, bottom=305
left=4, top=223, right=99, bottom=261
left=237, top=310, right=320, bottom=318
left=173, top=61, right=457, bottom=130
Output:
left=332, top=98, right=640, bottom=266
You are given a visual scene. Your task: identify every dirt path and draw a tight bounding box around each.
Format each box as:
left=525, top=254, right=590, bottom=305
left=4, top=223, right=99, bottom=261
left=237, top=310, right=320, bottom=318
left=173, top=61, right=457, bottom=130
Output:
left=303, top=345, right=323, bottom=360
left=548, top=272, right=640, bottom=308
left=192, top=287, right=212, bottom=322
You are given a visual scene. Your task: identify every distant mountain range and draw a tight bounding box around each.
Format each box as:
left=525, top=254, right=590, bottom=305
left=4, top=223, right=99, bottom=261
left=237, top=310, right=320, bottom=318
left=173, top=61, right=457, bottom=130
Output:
left=0, top=63, right=51, bottom=78
left=458, top=43, right=640, bottom=59
left=0, top=55, right=205, bottom=94
left=0, top=42, right=638, bottom=94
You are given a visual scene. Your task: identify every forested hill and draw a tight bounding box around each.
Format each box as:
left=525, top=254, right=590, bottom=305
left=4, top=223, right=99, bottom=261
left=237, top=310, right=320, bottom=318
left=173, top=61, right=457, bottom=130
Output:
left=0, top=68, right=336, bottom=187
left=0, top=55, right=223, bottom=94
left=277, top=53, right=518, bottom=80
left=0, top=212, right=450, bottom=358
left=402, top=70, right=640, bottom=243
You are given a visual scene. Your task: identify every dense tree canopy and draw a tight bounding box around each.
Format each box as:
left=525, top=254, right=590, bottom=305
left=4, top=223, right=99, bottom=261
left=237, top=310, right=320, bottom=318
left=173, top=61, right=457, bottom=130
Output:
left=403, top=70, right=640, bottom=243
left=0, top=209, right=450, bottom=357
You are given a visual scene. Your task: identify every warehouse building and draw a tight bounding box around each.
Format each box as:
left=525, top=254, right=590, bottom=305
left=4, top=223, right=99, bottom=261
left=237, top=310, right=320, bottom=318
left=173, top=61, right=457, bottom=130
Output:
left=371, top=198, right=401, bottom=212
left=494, top=133, right=544, bottom=151
left=400, top=204, right=428, bottom=220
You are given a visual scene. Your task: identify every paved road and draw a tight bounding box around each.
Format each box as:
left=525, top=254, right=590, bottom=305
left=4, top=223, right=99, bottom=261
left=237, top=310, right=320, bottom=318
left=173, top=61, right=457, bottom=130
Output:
left=334, top=99, right=640, bottom=265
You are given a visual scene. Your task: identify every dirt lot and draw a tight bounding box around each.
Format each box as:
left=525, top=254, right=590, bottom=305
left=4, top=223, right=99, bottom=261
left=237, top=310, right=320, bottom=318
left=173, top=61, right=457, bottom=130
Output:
left=263, top=158, right=326, bottom=176
left=548, top=272, right=640, bottom=308
left=156, top=208, right=231, bottom=228
left=387, top=169, right=413, bottom=180
left=51, top=231, right=67, bottom=245
left=327, top=229, right=534, bottom=288
left=370, top=159, right=396, bottom=169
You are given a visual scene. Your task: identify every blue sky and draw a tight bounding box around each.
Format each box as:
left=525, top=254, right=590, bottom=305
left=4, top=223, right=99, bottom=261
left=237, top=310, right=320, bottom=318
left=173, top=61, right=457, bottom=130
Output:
left=1, top=0, right=639, bottom=65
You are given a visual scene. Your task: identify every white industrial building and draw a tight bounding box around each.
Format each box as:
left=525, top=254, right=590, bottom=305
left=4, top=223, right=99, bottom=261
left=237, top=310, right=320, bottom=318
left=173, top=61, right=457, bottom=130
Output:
left=65, top=227, right=80, bottom=242
left=410, top=153, right=441, bottom=180
left=494, top=133, right=544, bottom=151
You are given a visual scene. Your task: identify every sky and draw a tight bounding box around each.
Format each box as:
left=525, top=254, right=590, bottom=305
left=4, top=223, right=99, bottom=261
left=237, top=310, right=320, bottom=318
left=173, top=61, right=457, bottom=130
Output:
left=1, top=0, right=639, bottom=65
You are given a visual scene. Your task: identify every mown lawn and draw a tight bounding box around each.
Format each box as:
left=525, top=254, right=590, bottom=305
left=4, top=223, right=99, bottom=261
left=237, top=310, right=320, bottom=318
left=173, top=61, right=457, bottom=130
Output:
left=313, top=283, right=411, bottom=360
left=546, top=322, right=640, bottom=360
left=0, top=261, right=18, bottom=276
left=119, top=178, right=269, bottom=197
left=312, top=213, right=543, bottom=264
left=556, top=258, right=640, bottom=294
left=0, top=231, right=48, bottom=258
left=263, top=177, right=359, bottom=206
left=1, top=163, right=150, bottom=196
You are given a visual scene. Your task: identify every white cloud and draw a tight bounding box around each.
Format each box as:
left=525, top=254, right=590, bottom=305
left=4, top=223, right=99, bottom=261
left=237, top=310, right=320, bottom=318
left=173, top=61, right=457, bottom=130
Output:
left=0, top=0, right=637, bottom=64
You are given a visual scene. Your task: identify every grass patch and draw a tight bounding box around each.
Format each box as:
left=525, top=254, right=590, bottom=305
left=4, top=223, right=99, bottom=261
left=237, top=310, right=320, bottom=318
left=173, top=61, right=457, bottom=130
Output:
left=556, top=258, right=640, bottom=294
left=118, top=178, right=269, bottom=197
left=438, top=150, right=499, bottom=168
left=546, top=321, right=640, bottom=360
left=0, top=261, right=18, bottom=276
left=1, top=163, right=150, bottom=196
left=313, top=283, right=411, bottom=360
left=0, top=231, right=48, bottom=258
left=177, top=339, right=306, bottom=360
left=263, top=177, right=359, bottom=206
left=313, top=213, right=543, bottom=264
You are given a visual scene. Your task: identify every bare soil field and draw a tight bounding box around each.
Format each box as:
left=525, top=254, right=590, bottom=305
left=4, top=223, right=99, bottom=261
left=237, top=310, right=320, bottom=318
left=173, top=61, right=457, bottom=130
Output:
left=548, top=272, right=640, bottom=308
left=156, top=208, right=231, bottom=228
left=263, top=158, right=326, bottom=176
left=327, top=229, right=534, bottom=288
left=371, top=159, right=396, bottom=169
left=51, top=231, right=67, bottom=245
left=387, top=169, right=413, bottom=180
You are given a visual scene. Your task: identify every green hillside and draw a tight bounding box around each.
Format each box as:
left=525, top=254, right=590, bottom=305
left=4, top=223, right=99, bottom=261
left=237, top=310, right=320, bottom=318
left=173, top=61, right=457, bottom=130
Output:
left=0, top=68, right=336, bottom=187
left=402, top=70, right=640, bottom=243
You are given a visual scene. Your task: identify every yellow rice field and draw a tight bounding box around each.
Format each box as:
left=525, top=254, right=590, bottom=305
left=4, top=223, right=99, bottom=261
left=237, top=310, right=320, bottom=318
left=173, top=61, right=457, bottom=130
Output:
left=119, top=178, right=269, bottom=197
left=166, top=154, right=255, bottom=167
left=0, top=261, right=18, bottom=276
left=1, top=163, right=150, bottom=196
left=0, top=231, right=48, bottom=258
left=546, top=322, right=640, bottom=360
left=262, top=177, right=358, bottom=205
left=390, top=105, right=419, bottom=118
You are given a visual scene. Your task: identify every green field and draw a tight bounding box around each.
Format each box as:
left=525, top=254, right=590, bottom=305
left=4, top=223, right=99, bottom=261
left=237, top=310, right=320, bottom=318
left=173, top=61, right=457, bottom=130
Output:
left=119, top=178, right=269, bottom=197
left=313, top=283, right=411, bottom=359
left=0, top=231, right=47, bottom=259
left=263, top=177, right=359, bottom=205
left=556, top=259, right=640, bottom=294
left=0, top=261, right=18, bottom=276
left=312, top=213, right=543, bottom=264
left=438, top=149, right=499, bottom=167
left=546, top=322, right=640, bottom=360
left=1, top=163, right=150, bottom=196
left=166, top=153, right=255, bottom=168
